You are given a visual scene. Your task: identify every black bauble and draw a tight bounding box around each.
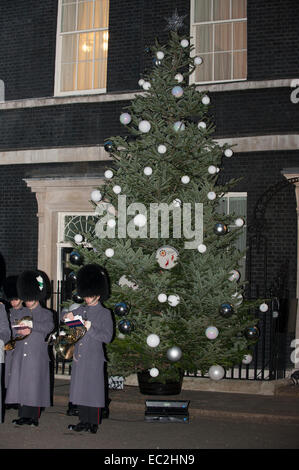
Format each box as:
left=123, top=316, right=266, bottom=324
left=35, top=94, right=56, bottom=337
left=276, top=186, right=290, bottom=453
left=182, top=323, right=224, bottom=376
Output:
left=214, top=222, right=228, bottom=236
left=69, top=251, right=83, bottom=265
left=118, top=319, right=134, bottom=334
left=114, top=302, right=129, bottom=316
left=72, top=292, right=84, bottom=303
left=219, top=303, right=234, bottom=318
left=104, top=140, right=114, bottom=153
left=244, top=326, right=260, bottom=340
left=68, top=271, right=77, bottom=282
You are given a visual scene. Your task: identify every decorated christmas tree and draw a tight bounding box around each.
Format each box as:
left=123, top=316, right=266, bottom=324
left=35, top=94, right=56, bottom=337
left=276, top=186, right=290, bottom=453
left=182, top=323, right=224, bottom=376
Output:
left=69, top=16, right=264, bottom=386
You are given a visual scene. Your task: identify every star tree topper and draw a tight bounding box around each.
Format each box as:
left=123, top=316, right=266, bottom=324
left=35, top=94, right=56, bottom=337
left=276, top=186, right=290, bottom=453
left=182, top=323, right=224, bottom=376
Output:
left=164, top=9, right=187, bottom=31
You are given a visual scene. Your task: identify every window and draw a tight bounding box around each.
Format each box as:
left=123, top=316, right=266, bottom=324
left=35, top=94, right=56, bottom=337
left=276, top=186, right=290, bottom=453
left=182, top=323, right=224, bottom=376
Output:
left=191, top=0, right=247, bottom=84
left=217, top=192, right=247, bottom=280
left=55, top=0, right=109, bottom=95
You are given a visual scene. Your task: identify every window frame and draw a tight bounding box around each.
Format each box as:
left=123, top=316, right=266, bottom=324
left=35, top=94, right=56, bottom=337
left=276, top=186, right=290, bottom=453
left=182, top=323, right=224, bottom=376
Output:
left=190, top=0, right=247, bottom=85
left=54, top=0, right=109, bottom=97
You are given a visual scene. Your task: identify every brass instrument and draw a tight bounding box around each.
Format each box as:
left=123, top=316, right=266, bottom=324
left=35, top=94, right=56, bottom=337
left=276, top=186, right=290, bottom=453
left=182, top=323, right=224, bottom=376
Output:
left=53, top=322, right=87, bottom=361
left=5, top=316, right=33, bottom=351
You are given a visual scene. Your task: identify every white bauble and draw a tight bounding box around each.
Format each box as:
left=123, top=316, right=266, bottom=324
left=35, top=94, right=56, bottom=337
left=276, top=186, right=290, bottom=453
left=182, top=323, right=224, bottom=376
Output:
left=138, top=78, right=145, bottom=87
left=149, top=367, right=159, bottom=377
left=242, top=354, right=253, bottom=365
left=232, top=292, right=243, bottom=306
left=194, top=56, right=203, bottom=65
left=207, top=191, right=216, bottom=200
left=228, top=270, right=240, bottom=282
left=197, top=244, right=207, bottom=253
left=172, top=86, right=184, bottom=98
left=157, top=144, right=167, bottom=154
left=104, top=169, right=113, bottom=179
left=202, top=95, right=210, bottom=105
left=107, top=218, right=116, bottom=228
left=224, top=148, right=233, bottom=157
left=235, top=218, right=244, bottom=227
left=180, top=39, right=189, bottom=48
left=181, top=175, right=190, bottom=184
left=138, top=120, right=151, bottom=133
left=134, top=213, right=147, bottom=227
left=198, top=121, right=207, bottom=130
left=173, top=121, right=185, bottom=132
left=146, top=334, right=160, bottom=348
left=74, top=234, right=83, bottom=244
left=168, top=294, right=180, bottom=307
left=143, top=166, right=153, bottom=176
left=205, top=326, right=219, bottom=340
left=120, top=112, right=132, bottom=125
left=158, top=293, right=167, bottom=303
left=172, top=198, right=182, bottom=207
left=175, top=73, right=184, bottom=83
left=209, top=365, right=225, bottom=381
left=105, top=248, right=114, bottom=258
left=91, top=189, right=102, bottom=202
left=142, top=81, right=151, bottom=91
left=156, top=51, right=165, bottom=60
left=113, top=185, right=121, bottom=194
left=259, top=303, right=269, bottom=313
left=208, top=165, right=217, bottom=174
left=166, top=346, right=182, bottom=362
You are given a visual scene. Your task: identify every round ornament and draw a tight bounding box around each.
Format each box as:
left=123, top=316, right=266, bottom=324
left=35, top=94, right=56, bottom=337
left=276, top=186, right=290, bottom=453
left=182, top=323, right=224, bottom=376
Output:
left=114, top=302, right=129, bottom=316
left=134, top=213, right=147, bottom=227
left=70, top=251, right=83, bottom=265
left=228, top=270, right=240, bottom=282
left=104, top=140, right=114, bottom=152
left=172, top=85, right=184, bottom=98
left=180, top=39, right=189, bottom=48
left=138, top=120, right=151, bottom=133
left=175, top=73, right=184, bottom=83
left=105, top=248, right=114, bottom=258
left=172, top=198, right=182, bottom=207
left=207, top=191, right=216, bottom=200
left=231, top=292, right=243, bottom=306
left=224, top=148, right=233, bottom=158
left=181, top=175, right=190, bottom=184
left=113, top=185, right=121, bottom=194
left=157, top=144, right=167, bottom=154
left=214, top=222, right=228, bottom=236
left=149, top=367, right=159, bottom=378
left=68, top=271, right=77, bottom=282
left=219, top=303, right=234, bottom=318
left=143, top=166, right=153, bottom=176
left=244, top=326, right=260, bottom=340
left=208, top=165, right=217, bottom=174
left=259, top=303, right=269, bottom=313
left=120, top=113, right=132, bottom=125
left=142, top=81, right=151, bottom=91
left=118, top=319, right=134, bottom=334
left=197, top=244, right=207, bottom=253
left=242, top=354, right=253, bottom=365
left=72, top=292, right=84, bottom=304
left=205, top=326, right=219, bottom=340
left=209, top=365, right=225, bottom=381
left=194, top=56, right=203, bottom=65
left=198, top=121, right=207, bottom=130
left=201, top=95, right=210, bottom=105
left=166, top=346, right=182, bottom=362
left=173, top=121, right=185, bottom=132
left=235, top=218, right=244, bottom=227
left=104, top=169, right=113, bottom=179
left=158, top=293, right=167, bottom=303
left=107, top=218, right=116, bottom=228
left=156, top=246, right=178, bottom=270
left=91, top=190, right=102, bottom=202
left=74, top=234, right=83, bottom=244
left=146, top=334, right=160, bottom=348
left=168, top=294, right=180, bottom=307
left=138, top=78, right=145, bottom=87
left=156, top=51, right=165, bottom=60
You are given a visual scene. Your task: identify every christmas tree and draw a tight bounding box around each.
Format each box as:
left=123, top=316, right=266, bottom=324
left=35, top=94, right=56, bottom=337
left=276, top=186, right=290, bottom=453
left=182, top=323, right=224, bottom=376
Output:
left=69, top=20, right=263, bottom=384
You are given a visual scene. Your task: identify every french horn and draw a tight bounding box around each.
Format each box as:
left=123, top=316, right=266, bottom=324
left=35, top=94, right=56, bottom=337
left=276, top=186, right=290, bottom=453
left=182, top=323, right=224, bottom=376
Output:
left=5, top=316, right=33, bottom=351
left=53, top=322, right=87, bottom=361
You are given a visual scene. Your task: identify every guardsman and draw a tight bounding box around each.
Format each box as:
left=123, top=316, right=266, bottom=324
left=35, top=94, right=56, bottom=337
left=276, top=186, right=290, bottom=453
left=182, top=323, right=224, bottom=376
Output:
left=0, top=302, right=10, bottom=422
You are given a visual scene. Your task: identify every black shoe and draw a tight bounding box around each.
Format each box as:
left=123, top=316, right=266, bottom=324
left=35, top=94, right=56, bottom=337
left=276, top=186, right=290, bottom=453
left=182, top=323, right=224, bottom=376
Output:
left=68, top=422, right=89, bottom=432
left=88, top=424, right=98, bottom=434
left=28, top=419, right=39, bottom=427
left=12, top=417, right=31, bottom=426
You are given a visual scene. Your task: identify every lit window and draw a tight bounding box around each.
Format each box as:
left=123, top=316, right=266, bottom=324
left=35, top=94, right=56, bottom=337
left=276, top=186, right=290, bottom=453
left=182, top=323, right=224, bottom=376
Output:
left=191, top=0, right=247, bottom=83
left=55, top=0, right=109, bottom=95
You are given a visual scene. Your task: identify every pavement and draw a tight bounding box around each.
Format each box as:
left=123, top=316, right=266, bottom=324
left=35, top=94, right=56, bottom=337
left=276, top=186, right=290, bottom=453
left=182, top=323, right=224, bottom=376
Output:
left=54, top=376, right=299, bottom=424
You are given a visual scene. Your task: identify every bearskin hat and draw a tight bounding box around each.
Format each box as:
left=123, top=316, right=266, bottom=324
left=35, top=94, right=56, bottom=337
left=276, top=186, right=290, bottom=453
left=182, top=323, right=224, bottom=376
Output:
left=3, top=275, right=19, bottom=300
left=76, top=264, right=110, bottom=301
left=17, top=270, right=51, bottom=301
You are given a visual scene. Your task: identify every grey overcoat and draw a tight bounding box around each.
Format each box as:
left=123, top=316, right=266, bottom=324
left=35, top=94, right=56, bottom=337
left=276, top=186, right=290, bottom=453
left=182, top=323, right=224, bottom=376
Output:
left=0, top=303, right=11, bottom=422
left=5, top=303, right=54, bottom=408
left=4, top=305, right=27, bottom=388
left=69, top=302, right=113, bottom=408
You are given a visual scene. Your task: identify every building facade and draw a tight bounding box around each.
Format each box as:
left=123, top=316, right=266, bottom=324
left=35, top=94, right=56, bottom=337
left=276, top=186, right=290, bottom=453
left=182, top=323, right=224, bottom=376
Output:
left=0, top=0, right=298, bottom=372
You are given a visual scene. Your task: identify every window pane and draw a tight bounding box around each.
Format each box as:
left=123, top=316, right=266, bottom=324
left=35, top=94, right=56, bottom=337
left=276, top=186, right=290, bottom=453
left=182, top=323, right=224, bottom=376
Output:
left=214, top=52, right=231, bottom=80
left=94, top=59, right=107, bottom=89
left=229, top=197, right=247, bottom=216
left=94, top=30, right=108, bottom=59
left=215, top=23, right=232, bottom=52
left=61, top=3, right=77, bottom=32
left=61, top=63, right=77, bottom=91
left=77, top=61, right=93, bottom=89
left=78, top=32, right=94, bottom=61
left=195, top=53, right=212, bottom=82
left=78, top=1, right=93, bottom=30
left=233, top=51, right=247, bottom=79
left=233, top=21, right=246, bottom=50
left=213, top=0, right=230, bottom=21
left=194, top=0, right=211, bottom=22
left=61, top=34, right=77, bottom=62
left=94, top=0, right=109, bottom=28
left=232, top=0, right=247, bottom=19
left=196, top=24, right=213, bottom=53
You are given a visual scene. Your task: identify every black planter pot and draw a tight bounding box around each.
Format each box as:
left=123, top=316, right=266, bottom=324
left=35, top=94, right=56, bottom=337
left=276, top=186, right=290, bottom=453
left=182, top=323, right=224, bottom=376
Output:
left=137, top=370, right=183, bottom=395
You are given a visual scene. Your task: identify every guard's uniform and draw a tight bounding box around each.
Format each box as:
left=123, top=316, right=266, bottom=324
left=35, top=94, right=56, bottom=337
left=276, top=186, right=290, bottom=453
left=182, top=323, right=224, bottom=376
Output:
left=0, top=303, right=11, bottom=422
left=5, top=305, right=27, bottom=389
